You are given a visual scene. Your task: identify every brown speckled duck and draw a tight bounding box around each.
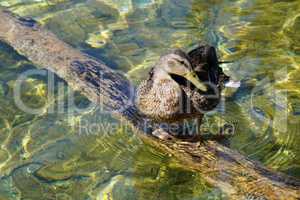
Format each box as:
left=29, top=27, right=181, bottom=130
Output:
left=136, top=44, right=229, bottom=139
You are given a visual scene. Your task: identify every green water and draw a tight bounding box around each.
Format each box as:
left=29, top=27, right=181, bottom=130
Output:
left=0, top=0, right=299, bottom=199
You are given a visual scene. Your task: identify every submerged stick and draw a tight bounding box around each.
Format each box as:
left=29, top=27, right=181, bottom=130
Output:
left=0, top=8, right=299, bottom=200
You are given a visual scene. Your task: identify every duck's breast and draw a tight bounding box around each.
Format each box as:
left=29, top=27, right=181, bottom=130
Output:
left=136, top=79, right=182, bottom=122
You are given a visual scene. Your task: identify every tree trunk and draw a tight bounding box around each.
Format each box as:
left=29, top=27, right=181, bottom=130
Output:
left=0, top=8, right=299, bottom=200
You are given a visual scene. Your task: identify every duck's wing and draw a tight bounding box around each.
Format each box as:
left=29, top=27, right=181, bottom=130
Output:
left=188, top=44, right=230, bottom=86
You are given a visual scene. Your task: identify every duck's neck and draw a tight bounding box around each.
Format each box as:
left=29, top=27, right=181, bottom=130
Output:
left=153, top=68, right=173, bottom=84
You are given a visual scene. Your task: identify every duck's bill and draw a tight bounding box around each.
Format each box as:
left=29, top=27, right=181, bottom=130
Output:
left=184, top=72, right=208, bottom=92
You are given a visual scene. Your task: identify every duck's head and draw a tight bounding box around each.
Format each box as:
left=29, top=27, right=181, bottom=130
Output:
left=157, top=50, right=208, bottom=92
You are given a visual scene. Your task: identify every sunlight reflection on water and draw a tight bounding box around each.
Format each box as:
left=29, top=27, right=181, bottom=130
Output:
left=0, top=0, right=299, bottom=199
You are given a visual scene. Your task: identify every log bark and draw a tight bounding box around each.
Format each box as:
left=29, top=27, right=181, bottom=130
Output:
left=0, top=8, right=299, bottom=200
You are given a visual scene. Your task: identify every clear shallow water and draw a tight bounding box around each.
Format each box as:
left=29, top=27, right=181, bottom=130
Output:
left=0, top=0, right=299, bottom=199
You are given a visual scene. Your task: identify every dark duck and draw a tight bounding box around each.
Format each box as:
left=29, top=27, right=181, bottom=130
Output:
left=136, top=44, right=230, bottom=140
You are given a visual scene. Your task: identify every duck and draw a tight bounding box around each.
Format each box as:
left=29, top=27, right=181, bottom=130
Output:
left=135, top=44, right=230, bottom=139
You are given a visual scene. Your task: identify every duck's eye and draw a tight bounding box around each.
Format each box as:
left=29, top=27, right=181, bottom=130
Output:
left=179, top=61, right=185, bottom=65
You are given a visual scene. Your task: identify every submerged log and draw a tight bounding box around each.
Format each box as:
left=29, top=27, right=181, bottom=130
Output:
left=0, top=8, right=299, bottom=200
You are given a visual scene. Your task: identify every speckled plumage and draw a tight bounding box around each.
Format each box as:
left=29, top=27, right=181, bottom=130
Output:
left=136, top=68, right=187, bottom=122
